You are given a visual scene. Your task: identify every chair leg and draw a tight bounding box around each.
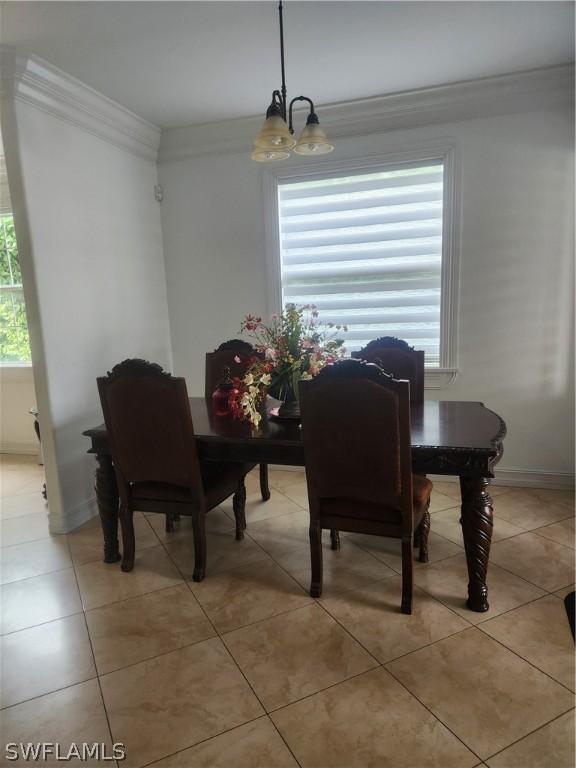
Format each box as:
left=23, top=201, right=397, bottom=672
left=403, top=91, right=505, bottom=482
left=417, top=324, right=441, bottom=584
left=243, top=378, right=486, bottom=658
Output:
left=191, top=510, right=207, bottom=582
left=233, top=478, right=247, bottom=540
left=259, top=463, right=271, bottom=501
left=329, top=528, right=341, bottom=551
left=119, top=503, right=135, bottom=573
left=309, top=521, right=323, bottom=598
left=401, top=539, right=413, bottom=614
left=165, top=513, right=174, bottom=533
left=417, top=505, right=431, bottom=563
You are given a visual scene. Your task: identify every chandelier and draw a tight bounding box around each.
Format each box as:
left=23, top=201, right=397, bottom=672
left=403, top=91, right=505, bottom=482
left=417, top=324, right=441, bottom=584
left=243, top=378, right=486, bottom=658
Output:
left=251, top=1, right=334, bottom=162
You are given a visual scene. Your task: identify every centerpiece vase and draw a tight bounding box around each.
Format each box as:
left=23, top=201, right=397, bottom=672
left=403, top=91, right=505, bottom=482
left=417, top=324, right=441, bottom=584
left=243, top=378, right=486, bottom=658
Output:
left=269, top=375, right=301, bottom=420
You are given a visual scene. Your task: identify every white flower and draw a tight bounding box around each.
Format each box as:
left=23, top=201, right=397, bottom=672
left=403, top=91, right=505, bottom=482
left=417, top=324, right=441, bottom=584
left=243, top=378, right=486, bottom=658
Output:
left=244, top=373, right=254, bottom=386
left=260, top=373, right=271, bottom=386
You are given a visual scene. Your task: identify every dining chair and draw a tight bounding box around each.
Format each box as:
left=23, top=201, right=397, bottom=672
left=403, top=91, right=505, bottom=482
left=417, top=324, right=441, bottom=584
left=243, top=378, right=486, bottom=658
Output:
left=352, top=336, right=425, bottom=404
left=97, top=358, right=254, bottom=581
left=206, top=339, right=271, bottom=501
left=300, top=358, right=432, bottom=614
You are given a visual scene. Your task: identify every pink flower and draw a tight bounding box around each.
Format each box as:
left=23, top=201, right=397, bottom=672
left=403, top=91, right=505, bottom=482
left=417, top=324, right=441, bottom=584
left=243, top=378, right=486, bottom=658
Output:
left=234, top=355, right=241, bottom=363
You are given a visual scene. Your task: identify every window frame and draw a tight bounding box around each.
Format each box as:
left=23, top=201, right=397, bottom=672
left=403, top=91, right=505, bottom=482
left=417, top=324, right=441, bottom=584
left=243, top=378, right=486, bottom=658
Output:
left=0, top=211, right=32, bottom=368
left=263, top=140, right=461, bottom=388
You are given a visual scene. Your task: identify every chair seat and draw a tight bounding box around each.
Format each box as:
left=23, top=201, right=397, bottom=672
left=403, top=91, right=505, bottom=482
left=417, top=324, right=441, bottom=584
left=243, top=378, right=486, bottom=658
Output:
left=132, top=461, right=255, bottom=510
left=319, top=474, right=433, bottom=526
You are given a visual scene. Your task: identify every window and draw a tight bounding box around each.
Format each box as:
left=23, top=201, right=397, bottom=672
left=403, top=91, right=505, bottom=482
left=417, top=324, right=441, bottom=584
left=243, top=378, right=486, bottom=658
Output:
left=0, top=215, right=31, bottom=363
left=269, top=150, right=459, bottom=375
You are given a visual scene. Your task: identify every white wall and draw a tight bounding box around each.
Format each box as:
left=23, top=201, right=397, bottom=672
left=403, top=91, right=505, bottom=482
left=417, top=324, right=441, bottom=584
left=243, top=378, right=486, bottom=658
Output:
left=1, top=58, right=173, bottom=532
left=0, top=367, right=38, bottom=454
left=159, top=94, right=574, bottom=486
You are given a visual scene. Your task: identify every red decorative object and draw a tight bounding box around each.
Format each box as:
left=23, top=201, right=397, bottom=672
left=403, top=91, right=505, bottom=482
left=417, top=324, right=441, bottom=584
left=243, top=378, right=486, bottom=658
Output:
left=211, top=366, right=237, bottom=417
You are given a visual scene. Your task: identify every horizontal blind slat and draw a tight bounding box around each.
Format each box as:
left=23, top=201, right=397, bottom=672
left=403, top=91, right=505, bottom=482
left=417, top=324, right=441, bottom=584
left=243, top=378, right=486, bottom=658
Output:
left=283, top=277, right=440, bottom=296
left=284, top=238, right=442, bottom=264
left=282, top=187, right=443, bottom=216
left=282, top=221, right=442, bottom=250
left=281, top=201, right=442, bottom=232
left=283, top=291, right=440, bottom=311
left=279, top=168, right=443, bottom=200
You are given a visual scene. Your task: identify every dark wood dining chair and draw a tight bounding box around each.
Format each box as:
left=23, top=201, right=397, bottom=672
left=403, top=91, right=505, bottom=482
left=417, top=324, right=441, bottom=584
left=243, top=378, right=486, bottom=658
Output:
left=352, top=337, right=425, bottom=403
left=300, top=358, right=432, bottom=614
left=206, top=339, right=271, bottom=501
left=97, top=358, right=254, bottom=581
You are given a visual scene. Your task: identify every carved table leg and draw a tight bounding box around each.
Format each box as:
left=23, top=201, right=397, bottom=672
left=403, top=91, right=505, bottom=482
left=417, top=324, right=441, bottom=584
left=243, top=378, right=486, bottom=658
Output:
left=460, top=476, right=493, bottom=612
left=94, top=453, right=121, bottom=563
left=233, top=478, right=247, bottom=540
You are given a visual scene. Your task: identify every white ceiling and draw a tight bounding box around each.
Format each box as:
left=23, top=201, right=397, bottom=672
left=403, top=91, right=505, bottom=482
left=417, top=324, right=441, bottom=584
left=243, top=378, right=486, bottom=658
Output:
left=2, top=1, right=574, bottom=128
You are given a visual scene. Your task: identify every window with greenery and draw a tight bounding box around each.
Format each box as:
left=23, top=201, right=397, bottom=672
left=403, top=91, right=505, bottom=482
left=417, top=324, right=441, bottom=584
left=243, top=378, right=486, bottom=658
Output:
left=0, top=215, right=31, bottom=363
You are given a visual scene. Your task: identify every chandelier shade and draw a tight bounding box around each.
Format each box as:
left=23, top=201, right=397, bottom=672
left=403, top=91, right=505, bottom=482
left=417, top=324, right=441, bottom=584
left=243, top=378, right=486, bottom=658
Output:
left=294, top=114, right=334, bottom=155
left=251, top=147, right=291, bottom=162
left=254, top=114, right=296, bottom=150
left=251, top=1, right=333, bottom=162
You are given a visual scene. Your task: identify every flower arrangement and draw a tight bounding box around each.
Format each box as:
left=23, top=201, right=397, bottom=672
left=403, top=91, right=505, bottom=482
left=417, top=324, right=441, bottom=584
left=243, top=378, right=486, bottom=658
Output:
left=229, top=304, right=347, bottom=426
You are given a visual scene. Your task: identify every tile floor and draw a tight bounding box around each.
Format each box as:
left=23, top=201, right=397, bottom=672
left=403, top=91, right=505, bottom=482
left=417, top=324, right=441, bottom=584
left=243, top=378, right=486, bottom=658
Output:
left=0, top=455, right=574, bottom=767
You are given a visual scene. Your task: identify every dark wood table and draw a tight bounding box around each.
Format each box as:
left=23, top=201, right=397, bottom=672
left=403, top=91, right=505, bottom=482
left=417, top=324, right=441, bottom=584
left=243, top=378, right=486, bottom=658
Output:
left=83, top=398, right=506, bottom=612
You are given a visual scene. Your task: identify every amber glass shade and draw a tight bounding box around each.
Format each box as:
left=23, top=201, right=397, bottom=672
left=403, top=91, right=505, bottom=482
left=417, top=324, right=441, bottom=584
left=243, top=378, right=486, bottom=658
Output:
left=251, top=147, right=290, bottom=162
left=254, top=114, right=296, bottom=150
left=293, top=121, right=334, bottom=155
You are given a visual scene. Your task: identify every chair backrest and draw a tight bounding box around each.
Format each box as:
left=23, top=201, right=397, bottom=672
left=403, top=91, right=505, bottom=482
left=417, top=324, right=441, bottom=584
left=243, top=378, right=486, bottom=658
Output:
left=97, top=359, right=201, bottom=492
left=205, top=340, right=262, bottom=399
left=300, top=359, right=413, bottom=530
left=352, top=337, right=424, bottom=403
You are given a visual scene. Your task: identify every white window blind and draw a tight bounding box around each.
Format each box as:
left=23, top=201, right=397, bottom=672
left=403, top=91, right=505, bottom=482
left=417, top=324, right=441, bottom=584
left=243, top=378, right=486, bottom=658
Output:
left=278, top=161, right=444, bottom=365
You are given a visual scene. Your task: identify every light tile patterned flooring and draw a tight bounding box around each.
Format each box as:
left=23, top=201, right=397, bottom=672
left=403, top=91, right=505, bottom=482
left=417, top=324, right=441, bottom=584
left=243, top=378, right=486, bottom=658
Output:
left=0, top=455, right=574, bottom=767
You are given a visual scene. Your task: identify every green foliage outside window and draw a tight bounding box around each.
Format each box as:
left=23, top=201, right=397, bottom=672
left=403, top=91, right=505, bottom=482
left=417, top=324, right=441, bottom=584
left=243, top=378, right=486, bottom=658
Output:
left=0, top=215, right=31, bottom=363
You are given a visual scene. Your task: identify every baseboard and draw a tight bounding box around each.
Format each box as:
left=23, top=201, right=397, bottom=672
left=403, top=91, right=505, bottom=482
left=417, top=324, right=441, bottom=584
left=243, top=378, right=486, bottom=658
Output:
left=0, top=441, right=39, bottom=456
left=269, top=464, right=305, bottom=473
left=431, top=468, right=575, bottom=490
left=49, top=496, right=98, bottom=534
left=269, top=465, right=574, bottom=490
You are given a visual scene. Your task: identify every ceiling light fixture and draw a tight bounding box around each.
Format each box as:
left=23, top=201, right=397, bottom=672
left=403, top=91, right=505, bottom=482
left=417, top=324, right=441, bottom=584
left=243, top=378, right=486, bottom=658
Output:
left=251, top=1, right=334, bottom=162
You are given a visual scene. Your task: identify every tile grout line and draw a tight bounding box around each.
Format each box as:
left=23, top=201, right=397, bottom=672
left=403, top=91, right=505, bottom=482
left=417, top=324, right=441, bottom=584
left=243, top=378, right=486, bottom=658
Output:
left=213, top=499, right=487, bottom=761
left=135, top=715, right=289, bottom=768
left=136, top=516, right=305, bottom=768
left=70, top=548, right=120, bottom=768
left=480, top=707, right=576, bottom=762
left=2, top=472, right=571, bottom=765
left=474, top=619, right=576, bottom=696
left=244, top=493, right=575, bottom=752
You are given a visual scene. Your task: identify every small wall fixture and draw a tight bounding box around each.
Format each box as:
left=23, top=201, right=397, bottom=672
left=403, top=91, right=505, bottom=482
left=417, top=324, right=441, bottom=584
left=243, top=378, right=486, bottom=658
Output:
left=251, top=1, right=334, bottom=162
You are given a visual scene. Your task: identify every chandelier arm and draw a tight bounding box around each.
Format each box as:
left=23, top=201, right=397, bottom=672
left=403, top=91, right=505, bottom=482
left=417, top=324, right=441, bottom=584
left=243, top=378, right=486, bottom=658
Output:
left=278, top=1, right=287, bottom=120
left=288, top=96, right=315, bottom=134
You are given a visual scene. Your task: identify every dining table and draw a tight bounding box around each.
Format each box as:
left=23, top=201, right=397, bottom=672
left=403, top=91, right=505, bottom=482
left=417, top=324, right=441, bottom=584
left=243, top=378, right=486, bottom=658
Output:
left=83, top=397, right=506, bottom=613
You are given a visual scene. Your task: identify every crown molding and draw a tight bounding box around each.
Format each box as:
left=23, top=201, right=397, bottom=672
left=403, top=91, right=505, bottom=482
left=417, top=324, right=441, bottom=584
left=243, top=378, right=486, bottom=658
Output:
left=159, top=64, right=574, bottom=163
left=0, top=48, right=161, bottom=161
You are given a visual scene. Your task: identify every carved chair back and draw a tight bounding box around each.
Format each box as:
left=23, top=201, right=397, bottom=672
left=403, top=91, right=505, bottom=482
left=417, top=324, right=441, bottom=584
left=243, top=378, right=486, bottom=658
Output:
left=352, top=337, right=424, bottom=403
left=97, top=359, right=203, bottom=501
left=300, top=359, right=413, bottom=539
left=205, top=340, right=263, bottom=400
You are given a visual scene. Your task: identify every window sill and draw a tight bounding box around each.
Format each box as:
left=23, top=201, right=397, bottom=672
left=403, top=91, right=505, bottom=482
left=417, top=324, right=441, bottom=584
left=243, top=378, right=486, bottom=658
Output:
left=425, top=368, right=458, bottom=390
left=0, top=364, right=34, bottom=383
